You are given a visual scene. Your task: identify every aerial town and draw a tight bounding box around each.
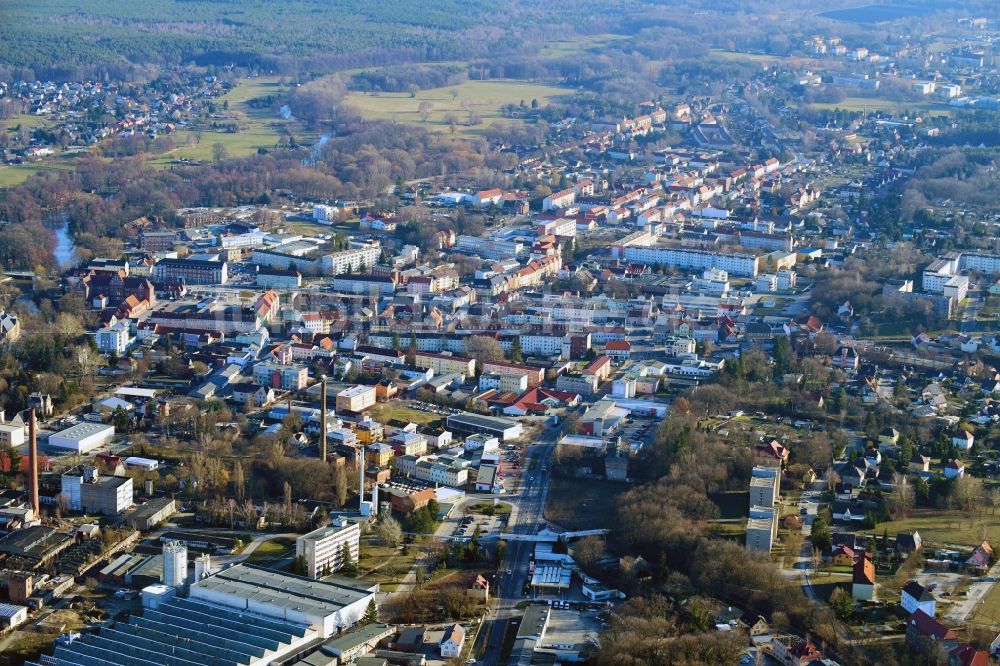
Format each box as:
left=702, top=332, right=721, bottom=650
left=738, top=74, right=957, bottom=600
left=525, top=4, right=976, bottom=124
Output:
left=2, top=1, right=1000, bottom=666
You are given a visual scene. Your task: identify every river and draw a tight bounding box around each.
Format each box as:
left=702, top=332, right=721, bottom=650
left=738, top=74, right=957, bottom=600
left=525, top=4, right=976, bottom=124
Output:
left=53, top=220, right=77, bottom=270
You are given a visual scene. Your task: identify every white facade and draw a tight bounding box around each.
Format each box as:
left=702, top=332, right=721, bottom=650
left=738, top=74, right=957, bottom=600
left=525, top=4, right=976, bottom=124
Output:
left=454, top=235, right=523, bottom=260
left=49, top=422, right=115, bottom=453
left=97, top=322, right=132, bottom=355
left=320, top=246, right=381, bottom=276
left=313, top=205, right=339, bottom=223
left=623, top=245, right=759, bottom=276
left=296, top=520, right=361, bottom=578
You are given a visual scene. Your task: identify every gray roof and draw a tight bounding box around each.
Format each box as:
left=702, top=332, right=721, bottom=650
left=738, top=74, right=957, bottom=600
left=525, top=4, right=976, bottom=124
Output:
left=28, top=596, right=309, bottom=666
left=192, top=564, right=372, bottom=618
left=50, top=421, right=114, bottom=441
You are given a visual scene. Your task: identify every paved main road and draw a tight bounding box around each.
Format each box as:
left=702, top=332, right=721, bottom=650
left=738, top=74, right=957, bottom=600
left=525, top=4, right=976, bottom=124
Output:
left=477, top=438, right=556, bottom=666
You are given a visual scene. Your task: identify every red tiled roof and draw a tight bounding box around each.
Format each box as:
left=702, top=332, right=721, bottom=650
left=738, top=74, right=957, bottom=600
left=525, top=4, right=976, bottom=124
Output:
left=908, top=609, right=956, bottom=641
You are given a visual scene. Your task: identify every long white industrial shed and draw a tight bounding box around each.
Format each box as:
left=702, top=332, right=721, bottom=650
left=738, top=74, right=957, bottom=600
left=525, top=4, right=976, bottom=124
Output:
left=47, top=422, right=115, bottom=453
left=189, top=564, right=375, bottom=638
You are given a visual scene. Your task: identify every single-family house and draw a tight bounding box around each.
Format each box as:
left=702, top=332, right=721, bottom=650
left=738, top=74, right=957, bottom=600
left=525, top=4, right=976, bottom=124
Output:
left=909, top=453, right=931, bottom=474
left=831, top=545, right=855, bottom=566
left=966, top=542, right=993, bottom=571
left=906, top=609, right=957, bottom=652
left=439, top=623, right=465, bottom=658
left=852, top=553, right=875, bottom=600
left=953, top=429, right=975, bottom=451
left=944, top=459, right=965, bottom=479
left=833, top=501, right=865, bottom=523
left=771, top=636, right=824, bottom=666
left=879, top=427, right=900, bottom=447
left=901, top=580, right=936, bottom=617
left=896, top=532, right=923, bottom=555
left=948, top=644, right=989, bottom=666
left=842, top=465, right=866, bottom=488
left=738, top=612, right=771, bottom=639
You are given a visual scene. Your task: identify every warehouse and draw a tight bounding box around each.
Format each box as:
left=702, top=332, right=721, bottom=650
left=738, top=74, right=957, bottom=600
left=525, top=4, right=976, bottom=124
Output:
left=189, top=564, right=376, bottom=638
left=127, top=497, right=177, bottom=531
left=0, top=602, right=28, bottom=629
left=48, top=422, right=115, bottom=453
left=446, top=413, right=523, bottom=441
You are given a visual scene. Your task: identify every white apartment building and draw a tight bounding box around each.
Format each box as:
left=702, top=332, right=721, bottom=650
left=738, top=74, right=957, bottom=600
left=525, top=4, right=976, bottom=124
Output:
left=320, top=246, right=382, bottom=276
left=454, top=235, right=523, bottom=260
left=542, top=188, right=576, bottom=211
left=97, top=322, right=132, bottom=355
left=691, top=267, right=730, bottom=295
left=623, top=245, right=759, bottom=276
left=296, top=519, right=361, bottom=578
left=335, top=385, right=377, bottom=412
left=664, top=336, right=696, bottom=357
left=253, top=363, right=309, bottom=391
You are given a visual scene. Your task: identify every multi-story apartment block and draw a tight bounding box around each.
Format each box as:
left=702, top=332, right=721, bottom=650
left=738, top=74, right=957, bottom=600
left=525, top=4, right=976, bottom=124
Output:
left=333, top=274, right=397, bottom=295
left=96, top=322, right=132, bottom=355
left=256, top=268, right=302, bottom=290
left=413, top=352, right=476, bottom=378
left=480, top=360, right=545, bottom=388
left=454, top=236, right=523, bottom=260
left=320, top=246, right=381, bottom=276
left=253, top=363, right=309, bottom=391
left=623, top=244, right=759, bottom=276
left=335, top=385, right=377, bottom=413
left=295, top=519, right=361, bottom=578
left=153, top=258, right=228, bottom=285
left=542, top=188, right=576, bottom=211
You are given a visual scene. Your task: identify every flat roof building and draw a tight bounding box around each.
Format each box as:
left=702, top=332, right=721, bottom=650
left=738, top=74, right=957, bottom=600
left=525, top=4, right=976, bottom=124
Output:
left=190, top=564, right=376, bottom=638
left=296, top=519, right=362, bottom=579
left=447, top=413, right=523, bottom=441
left=48, top=422, right=115, bottom=453
left=28, top=594, right=316, bottom=666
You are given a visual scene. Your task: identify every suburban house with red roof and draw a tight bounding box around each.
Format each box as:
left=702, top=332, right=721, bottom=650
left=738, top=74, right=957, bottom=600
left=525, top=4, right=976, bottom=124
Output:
left=852, top=552, right=876, bottom=600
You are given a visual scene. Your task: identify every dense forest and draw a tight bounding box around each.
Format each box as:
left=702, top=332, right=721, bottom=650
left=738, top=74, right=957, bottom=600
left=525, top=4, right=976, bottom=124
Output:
left=2, top=0, right=994, bottom=83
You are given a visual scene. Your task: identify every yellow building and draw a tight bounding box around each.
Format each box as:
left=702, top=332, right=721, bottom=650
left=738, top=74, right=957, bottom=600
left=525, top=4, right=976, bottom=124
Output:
left=356, top=421, right=384, bottom=444
left=367, top=444, right=394, bottom=468
left=413, top=352, right=476, bottom=378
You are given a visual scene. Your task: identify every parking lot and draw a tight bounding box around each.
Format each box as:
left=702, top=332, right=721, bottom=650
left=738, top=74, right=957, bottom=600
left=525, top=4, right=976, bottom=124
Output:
left=452, top=513, right=506, bottom=541
left=616, top=417, right=656, bottom=454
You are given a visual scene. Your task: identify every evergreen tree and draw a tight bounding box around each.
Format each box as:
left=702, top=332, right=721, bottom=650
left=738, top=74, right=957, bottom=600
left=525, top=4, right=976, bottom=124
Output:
left=510, top=335, right=523, bottom=363
left=405, top=333, right=417, bottom=366
left=361, top=599, right=378, bottom=625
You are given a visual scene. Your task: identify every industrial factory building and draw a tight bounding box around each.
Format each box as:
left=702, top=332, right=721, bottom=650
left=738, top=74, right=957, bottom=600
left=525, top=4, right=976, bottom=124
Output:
left=26, top=564, right=378, bottom=666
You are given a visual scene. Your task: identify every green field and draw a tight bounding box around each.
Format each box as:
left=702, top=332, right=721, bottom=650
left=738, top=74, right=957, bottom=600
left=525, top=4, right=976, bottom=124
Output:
left=343, top=79, right=573, bottom=136
left=538, top=34, right=627, bottom=59
left=807, top=97, right=952, bottom=117
left=968, top=579, right=1000, bottom=628
left=358, top=541, right=418, bottom=592
left=708, top=48, right=783, bottom=64
left=243, top=537, right=295, bottom=564
left=0, top=160, right=74, bottom=188
left=876, top=509, right=1000, bottom=549
left=151, top=77, right=312, bottom=165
